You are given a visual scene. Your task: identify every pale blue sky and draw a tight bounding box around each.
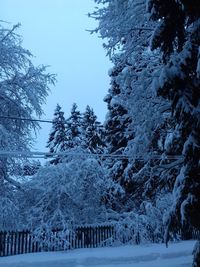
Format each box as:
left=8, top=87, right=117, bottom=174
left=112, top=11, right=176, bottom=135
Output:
left=1, top=0, right=111, bottom=151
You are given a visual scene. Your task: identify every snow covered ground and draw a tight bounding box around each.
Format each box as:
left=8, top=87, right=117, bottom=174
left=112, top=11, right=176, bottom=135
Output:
left=0, top=240, right=195, bottom=267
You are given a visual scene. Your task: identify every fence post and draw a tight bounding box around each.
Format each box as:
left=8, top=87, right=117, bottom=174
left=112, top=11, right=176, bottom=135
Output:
left=0, top=231, right=4, bottom=257
left=135, top=232, right=140, bottom=245
left=10, top=231, right=14, bottom=256
left=6, top=232, right=10, bottom=256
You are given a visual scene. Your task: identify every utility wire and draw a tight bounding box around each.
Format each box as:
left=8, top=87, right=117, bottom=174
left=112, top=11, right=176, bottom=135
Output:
left=0, top=150, right=184, bottom=161
left=0, top=116, right=105, bottom=126
left=0, top=117, right=184, bottom=160
left=0, top=115, right=53, bottom=124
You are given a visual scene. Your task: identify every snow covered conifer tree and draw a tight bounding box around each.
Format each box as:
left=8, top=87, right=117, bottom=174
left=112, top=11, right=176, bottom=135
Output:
left=82, top=105, right=105, bottom=153
left=147, top=1, right=200, bottom=265
left=104, top=65, right=133, bottom=188
left=46, top=104, right=67, bottom=164
left=90, top=0, right=168, bottom=198
left=91, top=0, right=184, bottom=223
left=65, top=103, right=82, bottom=149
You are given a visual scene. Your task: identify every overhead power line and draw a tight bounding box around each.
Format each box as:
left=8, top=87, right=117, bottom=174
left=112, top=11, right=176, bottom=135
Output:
left=0, top=116, right=104, bottom=127
left=0, top=115, right=53, bottom=124
left=0, top=118, right=184, bottom=161
left=0, top=150, right=184, bottom=161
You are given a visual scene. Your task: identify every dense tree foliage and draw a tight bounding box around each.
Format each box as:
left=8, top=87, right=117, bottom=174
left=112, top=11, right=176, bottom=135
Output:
left=0, top=23, right=55, bottom=229
left=90, top=0, right=179, bottom=213
left=65, top=103, right=82, bottom=149
left=82, top=105, right=105, bottom=153
left=46, top=104, right=67, bottom=164
left=24, top=154, right=108, bottom=229
left=1, top=3, right=199, bottom=259
left=147, top=1, right=200, bottom=265
left=46, top=103, right=104, bottom=163
left=103, top=65, right=132, bottom=191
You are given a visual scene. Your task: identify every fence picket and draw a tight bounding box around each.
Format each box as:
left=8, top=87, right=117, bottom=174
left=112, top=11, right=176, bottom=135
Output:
left=14, top=231, right=16, bottom=255
left=6, top=232, right=9, bottom=256
left=3, top=232, right=6, bottom=256
left=10, top=231, right=13, bottom=255
left=25, top=231, right=28, bottom=254
left=97, top=226, right=101, bottom=247
left=0, top=232, right=3, bottom=257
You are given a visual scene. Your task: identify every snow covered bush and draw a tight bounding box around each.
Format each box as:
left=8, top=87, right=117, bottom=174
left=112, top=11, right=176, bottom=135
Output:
left=103, top=193, right=173, bottom=245
left=0, top=195, right=20, bottom=231
left=20, top=149, right=115, bottom=246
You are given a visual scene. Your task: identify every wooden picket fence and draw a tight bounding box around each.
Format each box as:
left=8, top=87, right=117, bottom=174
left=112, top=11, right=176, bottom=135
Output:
left=1, top=225, right=200, bottom=257
left=0, top=225, right=115, bottom=257
left=179, top=228, right=200, bottom=241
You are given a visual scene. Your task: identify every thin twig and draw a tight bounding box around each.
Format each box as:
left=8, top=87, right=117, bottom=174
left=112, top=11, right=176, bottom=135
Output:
left=1, top=23, right=21, bottom=43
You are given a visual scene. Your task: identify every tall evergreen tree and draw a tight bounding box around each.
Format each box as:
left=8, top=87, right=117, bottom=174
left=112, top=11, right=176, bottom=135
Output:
left=82, top=105, right=105, bottom=153
left=65, top=103, right=82, bottom=149
left=91, top=0, right=172, bottom=203
left=91, top=1, right=185, bottom=230
left=147, top=1, right=200, bottom=265
left=104, top=65, right=133, bottom=189
left=46, top=104, right=67, bottom=164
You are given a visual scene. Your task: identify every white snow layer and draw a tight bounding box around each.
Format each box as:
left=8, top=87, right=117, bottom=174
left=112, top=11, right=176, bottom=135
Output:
left=0, top=240, right=195, bottom=267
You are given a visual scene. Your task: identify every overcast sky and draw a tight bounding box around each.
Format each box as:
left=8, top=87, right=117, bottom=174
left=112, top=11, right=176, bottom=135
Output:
left=1, top=0, right=111, bottom=152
